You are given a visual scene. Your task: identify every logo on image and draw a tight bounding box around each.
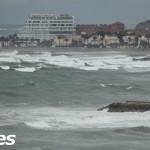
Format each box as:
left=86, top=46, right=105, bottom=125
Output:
left=0, top=135, right=16, bottom=146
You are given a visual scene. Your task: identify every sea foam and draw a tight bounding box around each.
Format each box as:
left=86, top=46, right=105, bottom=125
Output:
left=0, top=66, right=10, bottom=70
left=0, top=51, right=150, bottom=72
left=1, top=107, right=150, bottom=130
left=14, top=67, right=36, bottom=72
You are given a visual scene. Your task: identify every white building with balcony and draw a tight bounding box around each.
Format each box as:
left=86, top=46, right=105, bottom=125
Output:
left=104, top=35, right=120, bottom=46
left=18, top=13, right=76, bottom=41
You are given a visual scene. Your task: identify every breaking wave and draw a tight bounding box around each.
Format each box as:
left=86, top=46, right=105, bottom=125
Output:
left=0, top=50, right=150, bottom=72
left=0, top=107, right=150, bottom=130
left=14, top=67, right=36, bottom=72
left=0, top=66, right=10, bottom=70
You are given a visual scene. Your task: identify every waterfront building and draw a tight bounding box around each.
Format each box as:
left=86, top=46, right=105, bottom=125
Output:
left=123, top=35, right=136, bottom=45
left=139, top=36, right=150, bottom=43
left=76, top=24, right=99, bottom=35
left=104, top=35, right=120, bottom=46
left=53, top=35, right=82, bottom=47
left=110, top=22, right=125, bottom=32
left=18, top=13, right=76, bottom=41
left=76, top=22, right=125, bottom=35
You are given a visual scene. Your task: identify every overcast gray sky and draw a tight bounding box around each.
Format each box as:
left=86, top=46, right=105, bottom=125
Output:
left=0, top=0, right=150, bottom=27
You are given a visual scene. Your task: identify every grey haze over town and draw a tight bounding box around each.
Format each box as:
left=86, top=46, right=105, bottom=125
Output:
left=0, top=0, right=150, bottom=28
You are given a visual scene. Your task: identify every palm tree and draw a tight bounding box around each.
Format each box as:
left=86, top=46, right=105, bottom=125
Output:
left=0, top=36, right=5, bottom=47
left=135, top=36, right=139, bottom=46
left=30, top=38, right=34, bottom=43
left=140, top=40, right=148, bottom=48
left=36, top=39, right=40, bottom=47
left=97, top=31, right=106, bottom=46
left=5, top=37, right=9, bottom=46
left=128, top=37, right=131, bottom=47
left=116, top=32, right=126, bottom=45
left=16, top=36, right=19, bottom=46
left=64, top=38, right=69, bottom=47
left=0, top=36, right=6, bottom=47
left=11, top=34, right=17, bottom=45
left=146, top=34, right=150, bottom=46
left=50, top=39, right=54, bottom=47
left=93, top=36, right=97, bottom=45
left=81, top=34, right=90, bottom=45
left=20, top=38, right=24, bottom=43
left=57, top=35, right=63, bottom=46
left=7, top=35, right=12, bottom=46
left=99, top=37, right=104, bottom=46
left=13, top=34, right=17, bottom=38
left=72, top=39, right=79, bottom=47
left=8, top=35, right=13, bottom=41
left=78, top=39, right=82, bottom=47
left=97, top=31, right=105, bottom=39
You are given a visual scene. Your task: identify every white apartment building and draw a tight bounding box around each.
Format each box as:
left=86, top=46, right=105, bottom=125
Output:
left=18, top=13, right=76, bottom=41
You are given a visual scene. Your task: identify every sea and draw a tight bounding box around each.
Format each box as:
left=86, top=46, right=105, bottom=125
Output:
left=0, top=25, right=150, bottom=150
left=0, top=25, right=21, bottom=37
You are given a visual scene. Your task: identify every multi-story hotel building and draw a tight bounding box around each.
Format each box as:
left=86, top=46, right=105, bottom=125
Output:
left=18, top=13, right=76, bottom=41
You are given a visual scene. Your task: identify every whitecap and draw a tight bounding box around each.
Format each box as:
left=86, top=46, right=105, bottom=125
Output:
left=22, top=109, right=150, bottom=130
left=126, top=87, right=133, bottom=90
left=99, top=84, right=106, bottom=87
left=24, top=121, right=50, bottom=129
left=0, top=51, right=150, bottom=72
left=0, top=57, right=20, bottom=63
left=0, top=66, right=10, bottom=70
left=1, top=107, right=150, bottom=130
left=14, top=67, right=36, bottom=72
left=101, top=108, right=109, bottom=112
left=0, top=50, right=18, bottom=56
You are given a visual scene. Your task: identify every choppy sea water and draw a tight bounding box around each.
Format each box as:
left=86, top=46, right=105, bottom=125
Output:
left=0, top=25, right=21, bottom=37
left=0, top=49, right=150, bottom=150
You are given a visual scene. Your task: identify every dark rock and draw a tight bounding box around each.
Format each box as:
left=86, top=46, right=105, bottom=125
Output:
left=97, top=101, right=150, bottom=112
left=133, top=57, right=150, bottom=61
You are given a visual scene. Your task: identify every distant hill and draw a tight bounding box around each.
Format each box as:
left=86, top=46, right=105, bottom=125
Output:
left=136, top=20, right=150, bottom=30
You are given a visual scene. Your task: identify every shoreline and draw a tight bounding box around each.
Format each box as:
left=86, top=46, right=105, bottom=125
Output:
left=0, top=47, right=150, bottom=55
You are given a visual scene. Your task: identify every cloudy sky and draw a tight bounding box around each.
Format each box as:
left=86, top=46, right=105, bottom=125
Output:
left=0, top=0, right=150, bottom=27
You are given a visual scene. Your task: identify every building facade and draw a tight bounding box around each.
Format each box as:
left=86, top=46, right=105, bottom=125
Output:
left=76, top=24, right=99, bottom=35
left=18, top=13, right=76, bottom=41
left=76, top=22, right=125, bottom=35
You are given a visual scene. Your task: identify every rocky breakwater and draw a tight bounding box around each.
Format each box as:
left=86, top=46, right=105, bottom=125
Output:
left=98, top=101, right=150, bottom=112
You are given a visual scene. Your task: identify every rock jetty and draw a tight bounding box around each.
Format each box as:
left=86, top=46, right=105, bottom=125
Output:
left=98, top=101, right=150, bottom=112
